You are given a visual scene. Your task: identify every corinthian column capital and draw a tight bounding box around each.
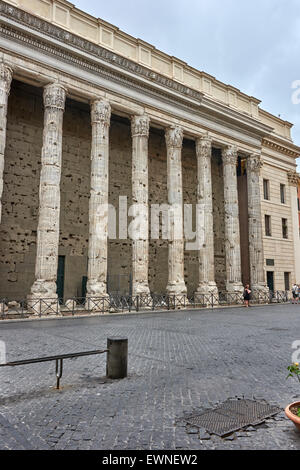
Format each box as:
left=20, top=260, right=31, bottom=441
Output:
left=43, top=83, right=66, bottom=111
left=0, top=63, right=13, bottom=93
left=222, top=145, right=238, bottom=166
left=196, top=135, right=212, bottom=158
left=165, top=126, right=183, bottom=148
left=91, top=99, right=111, bottom=125
left=247, top=153, right=263, bottom=173
left=131, top=114, right=150, bottom=138
left=287, top=170, right=299, bottom=187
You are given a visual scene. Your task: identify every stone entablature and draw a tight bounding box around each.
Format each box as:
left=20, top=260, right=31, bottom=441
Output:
left=1, top=0, right=295, bottom=142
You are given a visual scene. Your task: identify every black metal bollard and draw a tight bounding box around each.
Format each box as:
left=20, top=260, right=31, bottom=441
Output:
left=106, top=337, right=128, bottom=379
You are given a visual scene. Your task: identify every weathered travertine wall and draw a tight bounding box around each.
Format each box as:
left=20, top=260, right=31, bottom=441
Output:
left=211, top=149, right=226, bottom=291
left=0, top=81, right=42, bottom=300
left=1, top=80, right=294, bottom=300
left=1, top=81, right=219, bottom=300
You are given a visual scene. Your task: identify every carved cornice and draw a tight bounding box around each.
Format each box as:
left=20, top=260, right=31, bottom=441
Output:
left=91, top=99, right=111, bottom=125
left=131, top=115, right=150, bottom=138
left=262, top=138, right=300, bottom=159
left=0, top=1, right=203, bottom=103
left=0, top=21, right=205, bottom=115
left=165, top=126, right=183, bottom=149
left=222, top=145, right=238, bottom=166
left=0, top=62, right=13, bottom=93
left=43, top=83, right=66, bottom=111
left=287, top=170, right=300, bottom=187
left=247, top=153, right=263, bottom=173
left=196, top=136, right=212, bottom=158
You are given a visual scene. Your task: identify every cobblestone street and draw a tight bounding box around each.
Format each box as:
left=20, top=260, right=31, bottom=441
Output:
left=0, top=303, right=300, bottom=450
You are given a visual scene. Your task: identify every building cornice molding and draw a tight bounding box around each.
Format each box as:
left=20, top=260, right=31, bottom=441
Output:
left=262, top=138, right=300, bottom=159
left=0, top=1, right=204, bottom=103
left=0, top=0, right=284, bottom=146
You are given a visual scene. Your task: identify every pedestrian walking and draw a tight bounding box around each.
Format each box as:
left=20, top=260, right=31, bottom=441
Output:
left=292, top=283, right=298, bottom=304
left=243, top=284, right=251, bottom=307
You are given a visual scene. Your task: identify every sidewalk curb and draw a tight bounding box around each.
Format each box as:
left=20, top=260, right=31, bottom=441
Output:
left=0, top=302, right=288, bottom=325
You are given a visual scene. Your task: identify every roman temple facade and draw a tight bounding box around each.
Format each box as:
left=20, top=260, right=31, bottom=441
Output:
left=0, top=0, right=300, bottom=305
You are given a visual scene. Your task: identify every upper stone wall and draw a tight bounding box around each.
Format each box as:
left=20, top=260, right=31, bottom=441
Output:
left=3, top=0, right=295, bottom=142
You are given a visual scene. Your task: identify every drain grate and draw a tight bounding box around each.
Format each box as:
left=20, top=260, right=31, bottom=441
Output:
left=186, top=399, right=281, bottom=437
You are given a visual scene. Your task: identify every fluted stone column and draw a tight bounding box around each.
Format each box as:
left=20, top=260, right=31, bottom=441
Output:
left=222, top=145, right=244, bottom=294
left=247, top=153, right=268, bottom=295
left=28, top=83, right=66, bottom=306
left=86, top=100, right=111, bottom=300
left=165, top=126, right=187, bottom=295
left=0, top=63, right=13, bottom=224
left=131, top=115, right=150, bottom=296
left=195, top=136, right=218, bottom=299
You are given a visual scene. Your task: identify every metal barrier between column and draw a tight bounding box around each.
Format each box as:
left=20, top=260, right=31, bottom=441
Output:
left=0, top=290, right=291, bottom=318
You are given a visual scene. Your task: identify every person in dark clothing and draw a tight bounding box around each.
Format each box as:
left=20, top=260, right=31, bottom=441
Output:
left=243, top=284, right=251, bottom=307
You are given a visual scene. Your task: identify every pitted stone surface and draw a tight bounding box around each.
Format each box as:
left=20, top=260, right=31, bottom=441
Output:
left=0, top=303, right=300, bottom=450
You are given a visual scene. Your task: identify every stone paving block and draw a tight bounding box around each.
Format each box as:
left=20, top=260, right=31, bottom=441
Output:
left=0, top=304, right=300, bottom=449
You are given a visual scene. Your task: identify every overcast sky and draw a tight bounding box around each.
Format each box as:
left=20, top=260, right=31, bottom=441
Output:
left=73, top=0, right=300, bottom=158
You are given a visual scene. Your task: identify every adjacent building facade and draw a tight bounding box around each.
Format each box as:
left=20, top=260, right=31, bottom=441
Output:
left=0, top=0, right=299, bottom=303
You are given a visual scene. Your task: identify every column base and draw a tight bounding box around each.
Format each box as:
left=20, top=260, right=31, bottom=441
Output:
left=85, top=282, right=109, bottom=311
left=251, top=284, right=270, bottom=303
left=225, top=282, right=244, bottom=305
left=195, top=282, right=219, bottom=305
left=27, top=280, right=60, bottom=315
left=132, top=283, right=150, bottom=297
left=166, top=280, right=187, bottom=296
left=166, top=281, right=188, bottom=309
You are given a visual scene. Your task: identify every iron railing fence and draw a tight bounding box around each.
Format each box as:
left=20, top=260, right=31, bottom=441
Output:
left=0, top=290, right=291, bottom=319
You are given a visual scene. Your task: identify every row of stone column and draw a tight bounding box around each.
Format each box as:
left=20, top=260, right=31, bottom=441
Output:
left=0, top=67, right=268, bottom=303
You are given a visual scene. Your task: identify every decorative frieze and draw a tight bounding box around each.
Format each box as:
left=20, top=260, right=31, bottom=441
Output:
left=0, top=1, right=203, bottom=103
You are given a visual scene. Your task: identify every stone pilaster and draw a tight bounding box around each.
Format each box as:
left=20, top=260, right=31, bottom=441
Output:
left=131, top=115, right=150, bottom=296
left=165, top=126, right=187, bottom=295
left=86, top=99, right=111, bottom=299
left=28, top=83, right=66, bottom=305
left=222, top=145, right=244, bottom=294
left=247, top=153, right=269, bottom=295
left=0, top=63, right=13, bottom=224
left=287, top=170, right=300, bottom=284
left=195, top=136, right=218, bottom=299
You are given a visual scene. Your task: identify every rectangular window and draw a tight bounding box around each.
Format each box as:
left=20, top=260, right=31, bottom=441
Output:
left=267, top=271, right=274, bottom=293
left=282, top=218, right=288, bottom=239
left=265, top=215, right=271, bottom=236
left=280, top=184, right=286, bottom=204
left=263, top=179, right=270, bottom=200
left=266, top=259, right=275, bottom=266
left=298, top=198, right=300, bottom=211
left=284, top=272, right=290, bottom=292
